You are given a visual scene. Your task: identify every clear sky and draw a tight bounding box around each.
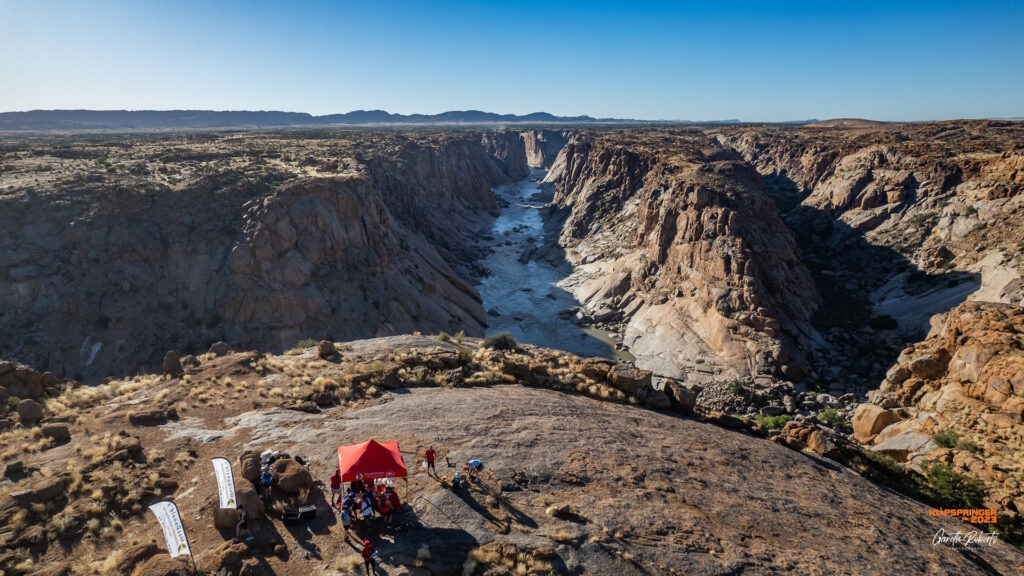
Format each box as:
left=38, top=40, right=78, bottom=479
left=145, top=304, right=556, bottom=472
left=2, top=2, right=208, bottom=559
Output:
left=1, top=0, right=1021, bottom=121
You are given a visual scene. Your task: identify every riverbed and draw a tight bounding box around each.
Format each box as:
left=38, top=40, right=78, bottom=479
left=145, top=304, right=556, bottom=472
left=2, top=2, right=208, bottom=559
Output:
left=476, top=170, right=629, bottom=360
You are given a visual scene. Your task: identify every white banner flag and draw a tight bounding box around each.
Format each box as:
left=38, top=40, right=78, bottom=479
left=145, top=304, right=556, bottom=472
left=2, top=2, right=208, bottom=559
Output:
left=211, top=457, right=237, bottom=509
left=148, top=500, right=192, bottom=558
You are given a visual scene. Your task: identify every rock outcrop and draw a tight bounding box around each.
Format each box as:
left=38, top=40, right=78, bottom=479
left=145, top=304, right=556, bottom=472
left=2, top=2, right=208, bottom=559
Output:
left=544, top=132, right=822, bottom=381
left=1, top=334, right=1020, bottom=574
left=481, top=130, right=530, bottom=180
left=855, top=301, right=1024, bottom=514
left=521, top=129, right=569, bottom=168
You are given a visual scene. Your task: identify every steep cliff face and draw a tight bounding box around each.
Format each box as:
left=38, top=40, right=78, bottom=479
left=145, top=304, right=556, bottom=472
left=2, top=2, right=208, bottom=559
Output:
left=713, top=122, right=1024, bottom=390
left=480, top=130, right=530, bottom=180
left=545, top=132, right=821, bottom=380
left=0, top=131, right=522, bottom=381
left=521, top=129, right=569, bottom=168
left=852, top=301, right=1024, bottom=512
left=715, top=122, right=1024, bottom=310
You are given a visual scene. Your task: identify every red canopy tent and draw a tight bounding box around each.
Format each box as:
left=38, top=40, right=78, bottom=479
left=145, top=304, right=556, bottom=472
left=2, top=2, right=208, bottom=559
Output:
left=337, top=439, right=407, bottom=483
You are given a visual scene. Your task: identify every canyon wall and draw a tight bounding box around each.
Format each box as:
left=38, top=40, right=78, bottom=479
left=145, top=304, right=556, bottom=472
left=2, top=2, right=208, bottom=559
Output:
left=544, top=131, right=822, bottom=381
left=521, top=129, right=569, bottom=168
left=0, top=131, right=522, bottom=381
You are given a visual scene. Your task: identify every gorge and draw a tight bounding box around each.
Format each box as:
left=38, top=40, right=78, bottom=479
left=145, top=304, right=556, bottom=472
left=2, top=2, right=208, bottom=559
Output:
left=2, top=121, right=1024, bottom=574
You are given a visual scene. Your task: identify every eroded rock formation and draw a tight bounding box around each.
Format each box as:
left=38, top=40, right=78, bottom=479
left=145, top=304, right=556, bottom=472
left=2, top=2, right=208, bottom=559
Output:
left=854, top=301, right=1024, bottom=511
left=544, top=131, right=822, bottom=380
left=0, top=131, right=523, bottom=381
left=521, top=129, right=569, bottom=168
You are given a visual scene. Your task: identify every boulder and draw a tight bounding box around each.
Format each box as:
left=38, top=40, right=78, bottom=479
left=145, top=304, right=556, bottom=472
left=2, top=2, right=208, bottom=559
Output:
left=128, top=408, right=178, bottom=426
left=136, top=555, right=192, bottom=576
left=213, top=504, right=240, bottom=530
left=317, top=340, right=338, bottom=359
left=41, top=424, right=71, bottom=441
left=907, top=352, right=949, bottom=380
left=17, top=398, right=45, bottom=424
left=209, top=341, right=230, bottom=357
left=271, top=458, right=313, bottom=495
left=644, top=390, right=671, bottom=410
left=665, top=380, right=701, bottom=414
left=116, top=542, right=161, bottom=574
left=162, top=350, right=183, bottom=377
left=607, top=364, right=652, bottom=396
left=236, top=484, right=265, bottom=518
left=852, top=404, right=903, bottom=443
left=238, top=451, right=261, bottom=482
left=11, top=476, right=66, bottom=505
left=871, top=431, right=936, bottom=462
left=200, top=541, right=247, bottom=576
left=578, top=358, right=613, bottom=381
left=180, top=354, right=200, bottom=369
left=4, top=460, right=25, bottom=477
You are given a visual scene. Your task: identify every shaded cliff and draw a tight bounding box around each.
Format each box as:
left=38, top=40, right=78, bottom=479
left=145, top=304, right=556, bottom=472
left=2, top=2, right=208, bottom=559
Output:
left=0, top=130, right=523, bottom=381
left=521, top=129, right=569, bottom=168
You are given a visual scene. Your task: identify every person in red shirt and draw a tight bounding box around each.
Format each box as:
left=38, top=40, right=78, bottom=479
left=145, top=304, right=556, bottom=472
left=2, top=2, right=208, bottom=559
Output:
left=424, top=446, right=437, bottom=477
left=361, top=539, right=377, bottom=575
left=377, top=491, right=392, bottom=524
left=329, top=468, right=342, bottom=506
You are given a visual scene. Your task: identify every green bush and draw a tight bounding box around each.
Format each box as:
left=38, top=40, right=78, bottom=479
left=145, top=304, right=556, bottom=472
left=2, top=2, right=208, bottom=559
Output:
left=437, top=331, right=451, bottom=342
left=458, top=349, right=473, bottom=366
left=482, top=332, right=518, bottom=351
left=921, top=460, right=987, bottom=508
left=756, top=414, right=792, bottom=430
left=817, top=408, right=849, bottom=431
left=454, top=330, right=465, bottom=345
left=294, top=338, right=318, bottom=349
left=728, top=379, right=745, bottom=395
left=931, top=429, right=959, bottom=449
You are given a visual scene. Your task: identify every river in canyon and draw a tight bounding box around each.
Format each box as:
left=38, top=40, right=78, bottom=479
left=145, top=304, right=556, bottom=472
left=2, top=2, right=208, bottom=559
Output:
left=476, top=170, right=632, bottom=361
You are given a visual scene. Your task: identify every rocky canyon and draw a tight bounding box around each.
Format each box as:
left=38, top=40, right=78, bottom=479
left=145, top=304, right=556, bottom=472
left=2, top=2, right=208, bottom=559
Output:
left=2, top=120, right=1024, bottom=575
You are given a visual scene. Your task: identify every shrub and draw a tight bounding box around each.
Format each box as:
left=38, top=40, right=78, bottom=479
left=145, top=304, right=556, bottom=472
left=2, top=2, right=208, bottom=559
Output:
left=454, top=330, right=465, bottom=345
left=437, top=331, right=451, bottom=342
left=728, top=379, right=745, bottom=395
left=921, top=460, right=987, bottom=508
left=458, top=350, right=473, bottom=366
left=817, top=408, right=849, bottom=431
left=931, top=429, right=959, bottom=449
left=294, top=338, right=318, bottom=349
left=956, top=438, right=980, bottom=453
left=482, top=332, right=517, bottom=351
left=756, top=414, right=792, bottom=430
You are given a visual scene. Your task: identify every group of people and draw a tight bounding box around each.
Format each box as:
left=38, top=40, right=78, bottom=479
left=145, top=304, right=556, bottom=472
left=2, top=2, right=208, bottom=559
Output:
left=320, top=445, right=482, bottom=576
left=424, top=445, right=481, bottom=489
left=328, top=469, right=400, bottom=575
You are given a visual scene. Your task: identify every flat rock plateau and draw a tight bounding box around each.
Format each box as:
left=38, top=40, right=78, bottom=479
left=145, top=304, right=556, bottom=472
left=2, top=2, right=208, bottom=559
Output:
left=1, top=121, right=1024, bottom=574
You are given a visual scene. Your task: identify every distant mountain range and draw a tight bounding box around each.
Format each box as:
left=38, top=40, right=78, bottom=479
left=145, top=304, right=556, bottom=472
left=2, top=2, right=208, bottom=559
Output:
left=0, top=109, right=657, bottom=131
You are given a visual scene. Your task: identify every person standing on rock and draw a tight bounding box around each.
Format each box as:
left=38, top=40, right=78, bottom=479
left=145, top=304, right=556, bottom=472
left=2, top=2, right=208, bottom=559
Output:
left=424, top=446, right=437, bottom=477
left=361, top=539, right=378, bottom=575
left=329, top=467, right=342, bottom=506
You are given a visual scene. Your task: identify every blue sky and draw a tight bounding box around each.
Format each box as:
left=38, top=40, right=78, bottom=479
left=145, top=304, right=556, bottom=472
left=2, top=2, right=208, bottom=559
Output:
left=1, top=0, right=1021, bottom=121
